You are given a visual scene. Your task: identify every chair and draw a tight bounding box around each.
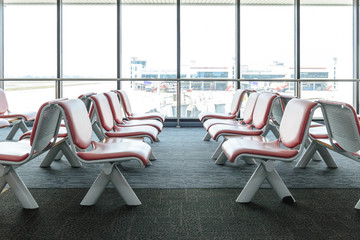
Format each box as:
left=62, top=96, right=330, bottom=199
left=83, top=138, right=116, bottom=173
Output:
left=198, top=89, right=254, bottom=122
left=104, top=92, right=163, bottom=132
left=208, top=93, right=278, bottom=161
left=0, top=89, right=37, bottom=140
left=221, top=99, right=318, bottom=204
left=116, top=90, right=165, bottom=123
left=90, top=93, right=159, bottom=143
left=56, top=99, right=152, bottom=206
left=0, top=99, right=64, bottom=209
left=202, top=92, right=260, bottom=141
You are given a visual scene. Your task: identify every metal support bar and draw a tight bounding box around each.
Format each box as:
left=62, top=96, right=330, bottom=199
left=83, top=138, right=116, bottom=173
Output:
left=294, top=0, right=301, bottom=98
left=0, top=0, right=4, bottom=89
left=353, top=0, right=359, bottom=113
left=117, top=0, right=122, bottom=90
left=56, top=0, right=63, bottom=98
left=176, top=0, right=181, bottom=127
left=235, top=0, right=241, bottom=89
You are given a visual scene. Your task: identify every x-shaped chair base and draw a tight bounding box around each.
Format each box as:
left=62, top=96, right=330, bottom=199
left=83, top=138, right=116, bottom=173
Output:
left=296, top=140, right=338, bottom=168
left=236, top=160, right=295, bottom=204
left=40, top=139, right=82, bottom=168
left=81, top=163, right=141, bottom=206
left=6, top=119, right=29, bottom=140
left=0, top=165, right=38, bottom=209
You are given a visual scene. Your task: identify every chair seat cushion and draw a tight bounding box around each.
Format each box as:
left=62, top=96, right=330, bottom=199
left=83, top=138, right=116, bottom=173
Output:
left=0, top=141, right=31, bottom=162
left=77, top=141, right=151, bottom=165
left=198, top=112, right=235, bottom=122
left=0, top=111, right=37, bottom=122
left=0, top=119, right=10, bottom=128
left=208, top=124, right=261, bottom=140
left=222, top=138, right=299, bottom=162
left=309, top=126, right=328, bottom=139
left=121, top=119, right=163, bottom=132
left=105, top=125, right=158, bottom=141
left=203, top=119, right=240, bottom=131
left=310, top=121, right=324, bottom=128
left=129, top=113, right=165, bottom=123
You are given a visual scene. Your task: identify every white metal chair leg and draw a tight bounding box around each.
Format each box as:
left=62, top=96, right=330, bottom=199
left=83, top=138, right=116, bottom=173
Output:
left=155, top=137, right=160, bottom=142
left=243, top=157, right=256, bottom=165
left=312, top=151, right=323, bottom=161
left=0, top=175, right=7, bottom=193
left=215, top=151, right=228, bottom=165
left=317, top=145, right=337, bottom=168
left=211, top=138, right=226, bottom=160
left=149, top=151, right=156, bottom=161
left=296, top=141, right=318, bottom=168
left=6, top=167, right=38, bottom=209
left=355, top=199, right=360, bottom=210
left=236, top=163, right=266, bottom=203
left=60, top=142, right=83, bottom=168
left=266, top=166, right=295, bottom=204
left=40, top=143, right=62, bottom=168
left=80, top=169, right=110, bottom=206
left=202, top=132, right=211, bottom=141
left=54, top=151, right=64, bottom=161
left=110, top=165, right=141, bottom=206
left=6, top=120, right=29, bottom=140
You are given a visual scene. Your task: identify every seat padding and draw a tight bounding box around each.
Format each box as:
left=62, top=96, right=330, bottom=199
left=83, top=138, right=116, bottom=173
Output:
left=106, top=125, right=158, bottom=141
left=198, top=112, right=235, bottom=122
left=0, top=141, right=31, bottom=162
left=309, top=126, right=328, bottom=139
left=203, top=119, right=239, bottom=131
left=77, top=141, right=151, bottom=165
left=208, top=124, right=260, bottom=140
left=0, top=119, right=10, bottom=128
left=122, top=119, right=163, bottom=132
left=129, top=113, right=165, bottom=123
left=222, top=138, right=298, bottom=163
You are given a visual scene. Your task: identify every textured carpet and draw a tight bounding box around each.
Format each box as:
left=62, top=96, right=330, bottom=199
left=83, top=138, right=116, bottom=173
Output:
left=1, top=127, right=360, bottom=189
left=1, top=188, right=360, bottom=240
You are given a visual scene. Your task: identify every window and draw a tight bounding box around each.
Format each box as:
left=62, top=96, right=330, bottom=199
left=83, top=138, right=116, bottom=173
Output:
left=300, top=0, right=353, bottom=108
left=240, top=0, right=294, bottom=94
left=4, top=0, right=56, bottom=111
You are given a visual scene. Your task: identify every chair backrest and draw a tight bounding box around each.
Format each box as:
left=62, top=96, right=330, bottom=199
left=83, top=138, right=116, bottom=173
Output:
left=229, top=89, right=246, bottom=115
left=271, top=95, right=297, bottom=126
left=318, top=100, right=360, bottom=153
left=242, top=92, right=260, bottom=124
left=252, top=93, right=277, bottom=129
left=90, top=93, right=115, bottom=131
left=116, top=90, right=133, bottom=116
left=57, top=99, right=93, bottom=150
left=104, top=92, right=125, bottom=125
left=0, top=89, right=9, bottom=114
left=78, top=92, right=97, bottom=112
left=279, top=99, right=317, bottom=149
left=30, top=99, right=65, bottom=152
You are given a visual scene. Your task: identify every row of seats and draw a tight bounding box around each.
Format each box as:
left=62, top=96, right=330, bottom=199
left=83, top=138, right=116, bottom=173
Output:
left=199, top=89, right=360, bottom=209
left=0, top=90, right=165, bottom=209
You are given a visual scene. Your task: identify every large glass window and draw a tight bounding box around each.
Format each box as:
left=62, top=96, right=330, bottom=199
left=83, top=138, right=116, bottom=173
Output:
left=181, top=1, right=235, bottom=117
left=62, top=1, right=117, bottom=97
left=121, top=1, right=177, bottom=117
left=240, top=0, right=294, bottom=94
left=300, top=0, right=353, bottom=107
left=4, top=0, right=57, bottom=111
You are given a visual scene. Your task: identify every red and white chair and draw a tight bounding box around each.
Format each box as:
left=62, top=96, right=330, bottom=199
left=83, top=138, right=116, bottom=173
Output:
left=221, top=99, right=318, bottom=205
left=0, top=89, right=37, bottom=140
left=0, top=99, right=65, bottom=209
left=90, top=93, right=160, bottom=144
left=208, top=93, right=278, bottom=162
left=202, top=92, right=260, bottom=141
left=198, top=89, right=255, bottom=123
left=56, top=99, right=152, bottom=206
left=116, top=90, right=165, bottom=123
left=104, top=92, right=163, bottom=132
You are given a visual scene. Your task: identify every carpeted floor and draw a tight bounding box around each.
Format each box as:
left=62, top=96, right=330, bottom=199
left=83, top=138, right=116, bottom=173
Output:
left=1, top=188, right=360, bottom=240
left=1, top=126, right=360, bottom=239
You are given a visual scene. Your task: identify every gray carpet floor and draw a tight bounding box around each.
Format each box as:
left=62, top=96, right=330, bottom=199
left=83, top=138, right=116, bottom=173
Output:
left=1, top=126, right=360, bottom=189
